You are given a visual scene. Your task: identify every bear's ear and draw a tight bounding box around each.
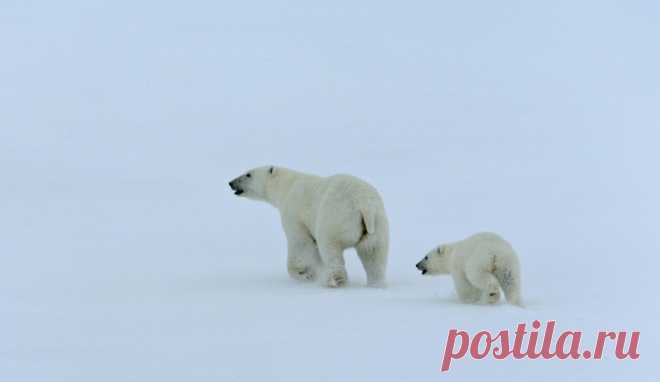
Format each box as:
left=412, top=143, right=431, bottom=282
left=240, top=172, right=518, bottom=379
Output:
left=269, top=166, right=274, bottom=174
left=437, top=245, right=445, bottom=255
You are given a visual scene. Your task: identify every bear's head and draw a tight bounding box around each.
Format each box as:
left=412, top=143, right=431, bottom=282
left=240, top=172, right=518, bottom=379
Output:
left=229, top=166, right=276, bottom=201
left=416, top=245, right=452, bottom=275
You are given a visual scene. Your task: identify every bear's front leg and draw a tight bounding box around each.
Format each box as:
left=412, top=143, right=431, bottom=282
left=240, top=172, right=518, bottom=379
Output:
left=317, top=241, right=348, bottom=288
left=285, top=229, right=322, bottom=282
left=287, top=254, right=317, bottom=281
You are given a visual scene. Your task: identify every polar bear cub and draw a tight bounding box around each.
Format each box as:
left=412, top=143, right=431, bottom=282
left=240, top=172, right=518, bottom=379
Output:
left=416, top=232, right=522, bottom=305
left=229, top=166, right=389, bottom=288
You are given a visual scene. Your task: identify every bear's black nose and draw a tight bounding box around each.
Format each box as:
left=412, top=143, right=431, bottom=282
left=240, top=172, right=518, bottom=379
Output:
left=229, top=180, right=236, bottom=189
left=416, top=261, right=423, bottom=270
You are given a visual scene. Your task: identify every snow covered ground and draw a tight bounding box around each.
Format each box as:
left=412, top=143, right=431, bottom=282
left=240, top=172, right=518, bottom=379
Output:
left=2, top=1, right=658, bottom=381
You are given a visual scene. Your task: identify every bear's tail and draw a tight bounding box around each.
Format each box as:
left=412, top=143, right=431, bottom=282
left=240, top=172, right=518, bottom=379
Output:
left=359, top=208, right=375, bottom=236
left=358, top=199, right=378, bottom=236
left=356, top=197, right=389, bottom=287
left=493, top=257, right=523, bottom=307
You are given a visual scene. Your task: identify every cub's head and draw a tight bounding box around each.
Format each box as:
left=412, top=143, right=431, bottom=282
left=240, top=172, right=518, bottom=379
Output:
left=416, top=244, right=451, bottom=275
left=228, top=166, right=276, bottom=201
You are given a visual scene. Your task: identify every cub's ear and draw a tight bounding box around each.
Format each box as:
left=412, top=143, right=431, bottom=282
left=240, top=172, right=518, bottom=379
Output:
left=437, top=245, right=446, bottom=255
left=269, top=166, right=274, bottom=174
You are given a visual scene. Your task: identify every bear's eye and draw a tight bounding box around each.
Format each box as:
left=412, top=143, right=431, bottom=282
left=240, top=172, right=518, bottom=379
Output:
left=246, top=173, right=251, bottom=178
left=424, top=256, right=428, bottom=260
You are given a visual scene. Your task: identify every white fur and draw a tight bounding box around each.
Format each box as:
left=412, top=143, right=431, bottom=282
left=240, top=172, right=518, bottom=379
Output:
left=229, top=166, right=389, bottom=288
left=416, top=232, right=522, bottom=306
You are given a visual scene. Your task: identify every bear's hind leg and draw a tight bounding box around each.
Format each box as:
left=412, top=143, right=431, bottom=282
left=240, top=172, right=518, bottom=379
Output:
left=356, top=240, right=387, bottom=288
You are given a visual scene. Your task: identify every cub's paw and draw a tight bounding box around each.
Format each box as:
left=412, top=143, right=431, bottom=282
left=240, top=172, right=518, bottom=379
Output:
left=482, top=288, right=501, bottom=304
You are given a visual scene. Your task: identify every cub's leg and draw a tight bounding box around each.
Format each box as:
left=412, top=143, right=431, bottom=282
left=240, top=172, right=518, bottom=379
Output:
left=451, top=271, right=481, bottom=303
left=463, top=248, right=502, bottom=304
left=465, top=266, right=501, bottom=304
left=493, top=259, right=523, bottom=306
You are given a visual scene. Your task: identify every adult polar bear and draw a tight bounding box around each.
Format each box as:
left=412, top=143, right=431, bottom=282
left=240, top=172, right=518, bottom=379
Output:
left=229, top=166, right=389, bottom=288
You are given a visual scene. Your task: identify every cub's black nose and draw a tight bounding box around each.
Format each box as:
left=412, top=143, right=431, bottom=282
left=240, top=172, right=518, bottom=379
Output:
left=229, top=180, right=235, bottom=189
left=416, top=261, right=423, bottom=270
